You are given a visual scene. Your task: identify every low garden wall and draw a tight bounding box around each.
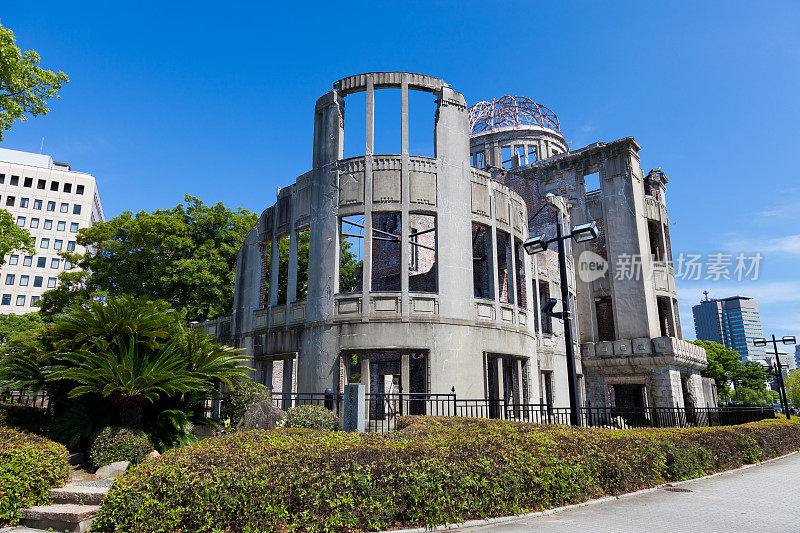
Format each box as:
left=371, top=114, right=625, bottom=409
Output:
left=0, top=426, right=69, bottom=526
left=95, top=416, right=800, bottom=532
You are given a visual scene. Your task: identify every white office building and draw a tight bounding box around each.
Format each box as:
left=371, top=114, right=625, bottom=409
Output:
left=0, top=147, right=104, bottom=314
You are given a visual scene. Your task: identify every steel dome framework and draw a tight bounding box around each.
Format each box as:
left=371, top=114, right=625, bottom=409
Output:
left=469, top=95, right=561, bottom=135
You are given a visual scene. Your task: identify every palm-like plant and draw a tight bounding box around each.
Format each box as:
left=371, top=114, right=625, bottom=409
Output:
left=50, top=336, right=207, bottom=426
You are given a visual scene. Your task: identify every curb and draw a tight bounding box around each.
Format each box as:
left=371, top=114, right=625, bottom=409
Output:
left=385, top=450, right=800, bottom=532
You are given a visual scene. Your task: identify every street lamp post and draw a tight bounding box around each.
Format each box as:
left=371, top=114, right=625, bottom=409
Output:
left=754, top=334, right=796, bottom=419
left=523, top=206, right=599, bottom=427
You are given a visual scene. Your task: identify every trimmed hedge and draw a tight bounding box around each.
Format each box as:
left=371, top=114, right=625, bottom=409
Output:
left=94, top=417, right=800, bottom=532
left=284, top=404, right=340, bottom=431
left=90, top=427, right=154, bottom=470
left=0, top=426, right=69, bottom=526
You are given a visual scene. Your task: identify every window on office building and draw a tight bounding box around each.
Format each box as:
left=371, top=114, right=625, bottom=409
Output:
left=57, top=221, right=65, bottom=231
left=23, top=177, right=32, bottom=187
left=19, top=275, right=28, bottom=286
left=65, top=260, right=73, bottom=270
left=1, top=294, right=10, bottom=305
left=33, top=276, right=42, bottom=288
left=20, top=198, right=29, bottom=208
left=10, top=176, right=18, bottom=186
left=8, top=255, right=18, bottom=265
left=60, top=202, right=68, bottom=213
left=5, top=274, right=14, bottom=285
left=23, top=256, right=32, bottom=266
left=46, top=201, right=55, bottom=211
left=37, top=179, right=46, bottom=189
left=30, top=296, right=40, bottom=307
left=70, top=222, right=79, bottom=233
left=67, top=241, right=76, bottom=251
left=44, top=220, right=52, bottom=230
left=30, top=218, right=39, bottom=228
left=16, top=216, right=25, bottom=227
left=47, top=277, right=57, bottom=288
left=50, top=181, right=59, bottom=191
left=63, top=183, right=72, bottom=193
left=73, top=204, right=82, bottom=215
left=51, top=258, right=60, bottom=269
left=40, top=238, right=49, bottom=249
left=33, top=199, right=42, bottom=209
left=76, top=184, right=84, bottom=195
left=37, top=257, right=46, bottom=268
left=54, top=239, right=63, bottom=250
left=15, top=295, right=25, bottom=306
left=6, top=196, right=15, bottom=206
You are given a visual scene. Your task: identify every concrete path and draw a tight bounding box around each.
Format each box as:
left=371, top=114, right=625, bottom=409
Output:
left=457, top=452, right=800, bottom=533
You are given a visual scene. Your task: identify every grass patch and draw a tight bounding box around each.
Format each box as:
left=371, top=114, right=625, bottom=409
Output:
left=95, top=416, right=800, bottom=532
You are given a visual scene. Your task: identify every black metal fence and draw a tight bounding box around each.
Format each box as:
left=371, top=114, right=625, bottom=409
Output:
left=267, top=391, right=776, bottom=433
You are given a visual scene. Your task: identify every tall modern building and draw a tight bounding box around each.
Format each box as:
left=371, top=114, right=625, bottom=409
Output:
left=0, top=147, right=104, bottom=314
left=692, top=295, right=765, bottom=359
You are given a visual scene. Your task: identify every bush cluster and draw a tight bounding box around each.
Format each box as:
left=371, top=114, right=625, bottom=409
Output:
left=89, top=426, right=154, bottom=470
left=94, top=417, right=800, bottom=532
left=284, top=404, right=339, bottom=431
left=0, top=403, right=51, bottom=435
left=0, top=427, right=69, bottom=526
left=221, top=382, right=272, bottom=427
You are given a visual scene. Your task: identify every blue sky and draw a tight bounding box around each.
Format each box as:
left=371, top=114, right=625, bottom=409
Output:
left=2, top=1, right=799, bottom=340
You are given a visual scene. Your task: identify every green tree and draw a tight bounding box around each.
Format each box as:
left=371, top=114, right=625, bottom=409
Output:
left=787, top=369, right=800, bottom=408
left=38, top=196, right=257, bottom=321
left=0, top=209, right=34, bottom=267
left=0, top=311, right=43, bottom=344
left=691, top=340, right=771, bottom=404
left=0, top=21, right=68, bottom=141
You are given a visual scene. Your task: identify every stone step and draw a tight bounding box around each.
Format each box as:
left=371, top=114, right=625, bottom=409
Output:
left=19, top=503, right=100, bottom=533
left=51, top=483, right=109, bottom=505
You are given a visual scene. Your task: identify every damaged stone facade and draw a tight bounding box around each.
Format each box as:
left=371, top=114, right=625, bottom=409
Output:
left=202, top=72, right=710, bottom=411
left=471, top=106, right=712, bottom=409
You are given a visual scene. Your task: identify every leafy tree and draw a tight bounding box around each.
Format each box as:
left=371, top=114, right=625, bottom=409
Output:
left=39, top=196, right=257, bottom=321
left=339, top=237, right=363, bottom=293
left=0, top=311, right=43, bottom=344
left=691, top=340, right=771, bottom=403
left=0, top=210, right=34, bottom=267
left=0, top=21, right=68, bottom=141
left=787, top=370, right=800, bottom=408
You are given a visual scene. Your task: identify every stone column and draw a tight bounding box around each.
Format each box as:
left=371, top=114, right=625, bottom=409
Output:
left=400, top=75, right=410, bottom=317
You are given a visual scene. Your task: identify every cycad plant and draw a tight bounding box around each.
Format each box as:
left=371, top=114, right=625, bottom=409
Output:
left=0, top=294, right=250, bottom=449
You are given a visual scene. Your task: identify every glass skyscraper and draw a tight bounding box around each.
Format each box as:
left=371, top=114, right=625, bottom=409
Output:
left=692, top=295, right=766, bottom=359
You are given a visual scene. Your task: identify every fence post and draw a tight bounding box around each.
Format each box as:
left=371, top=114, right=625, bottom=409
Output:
left=342, top=384, right=366, bottom=433
left=452, top=386, right=457, bottom=417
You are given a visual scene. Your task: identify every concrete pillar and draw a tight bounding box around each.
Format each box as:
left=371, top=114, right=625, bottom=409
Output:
left=362, top=76, right=375, bottom=298
left=400, top=75, right=410, bottom=316
left=361, top=357, right=371, bottom=394
left=433, top=86, right=472, bottom=321
left=287, top=193, right=298, bottom=303
left=516, top=358, right=524, bottom=404
left=496, top=357, right=505, bottom=417
left=401, top=353, right=410, bottom=394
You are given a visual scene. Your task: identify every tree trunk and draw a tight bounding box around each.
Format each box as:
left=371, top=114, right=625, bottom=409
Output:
left=111, top=396, right=147, bottom=427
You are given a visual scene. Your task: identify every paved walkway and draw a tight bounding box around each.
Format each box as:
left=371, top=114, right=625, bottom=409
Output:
left=457, top=452, right=800, bottom=533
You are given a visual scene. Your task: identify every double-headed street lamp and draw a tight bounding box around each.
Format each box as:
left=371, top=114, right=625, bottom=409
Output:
left=754, top=334, right=796, bottom=419
left=523, top=209, right=600, bottom=427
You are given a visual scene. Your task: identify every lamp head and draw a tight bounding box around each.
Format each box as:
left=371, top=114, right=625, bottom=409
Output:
left=753, top=338, right=767, bottom=347
left=523, top=235, right=548, bottom=255
left=571, top=221, right=600, bottom=243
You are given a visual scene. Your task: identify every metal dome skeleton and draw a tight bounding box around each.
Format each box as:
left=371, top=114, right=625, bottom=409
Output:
left=469, top=95, right=561, bottom=135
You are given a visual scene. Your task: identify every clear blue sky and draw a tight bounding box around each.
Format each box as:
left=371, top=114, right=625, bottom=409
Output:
left=2, top=1, right=799, bottom=340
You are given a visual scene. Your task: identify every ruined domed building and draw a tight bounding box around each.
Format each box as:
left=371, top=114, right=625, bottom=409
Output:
left=200, top=72, right=714, bottom=417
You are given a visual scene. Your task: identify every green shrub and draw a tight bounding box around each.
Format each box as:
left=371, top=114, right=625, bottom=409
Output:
left=0, top=427, right=68, bottom=526
left=221, top=381, right=271, bottom=426
left=94, top=417, right=800, bottom=533
left=89, top=426, right=154, bottom=469
left=0, top=403, right=51, bottom=435
left=284, top=404, right=339, bottom=431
